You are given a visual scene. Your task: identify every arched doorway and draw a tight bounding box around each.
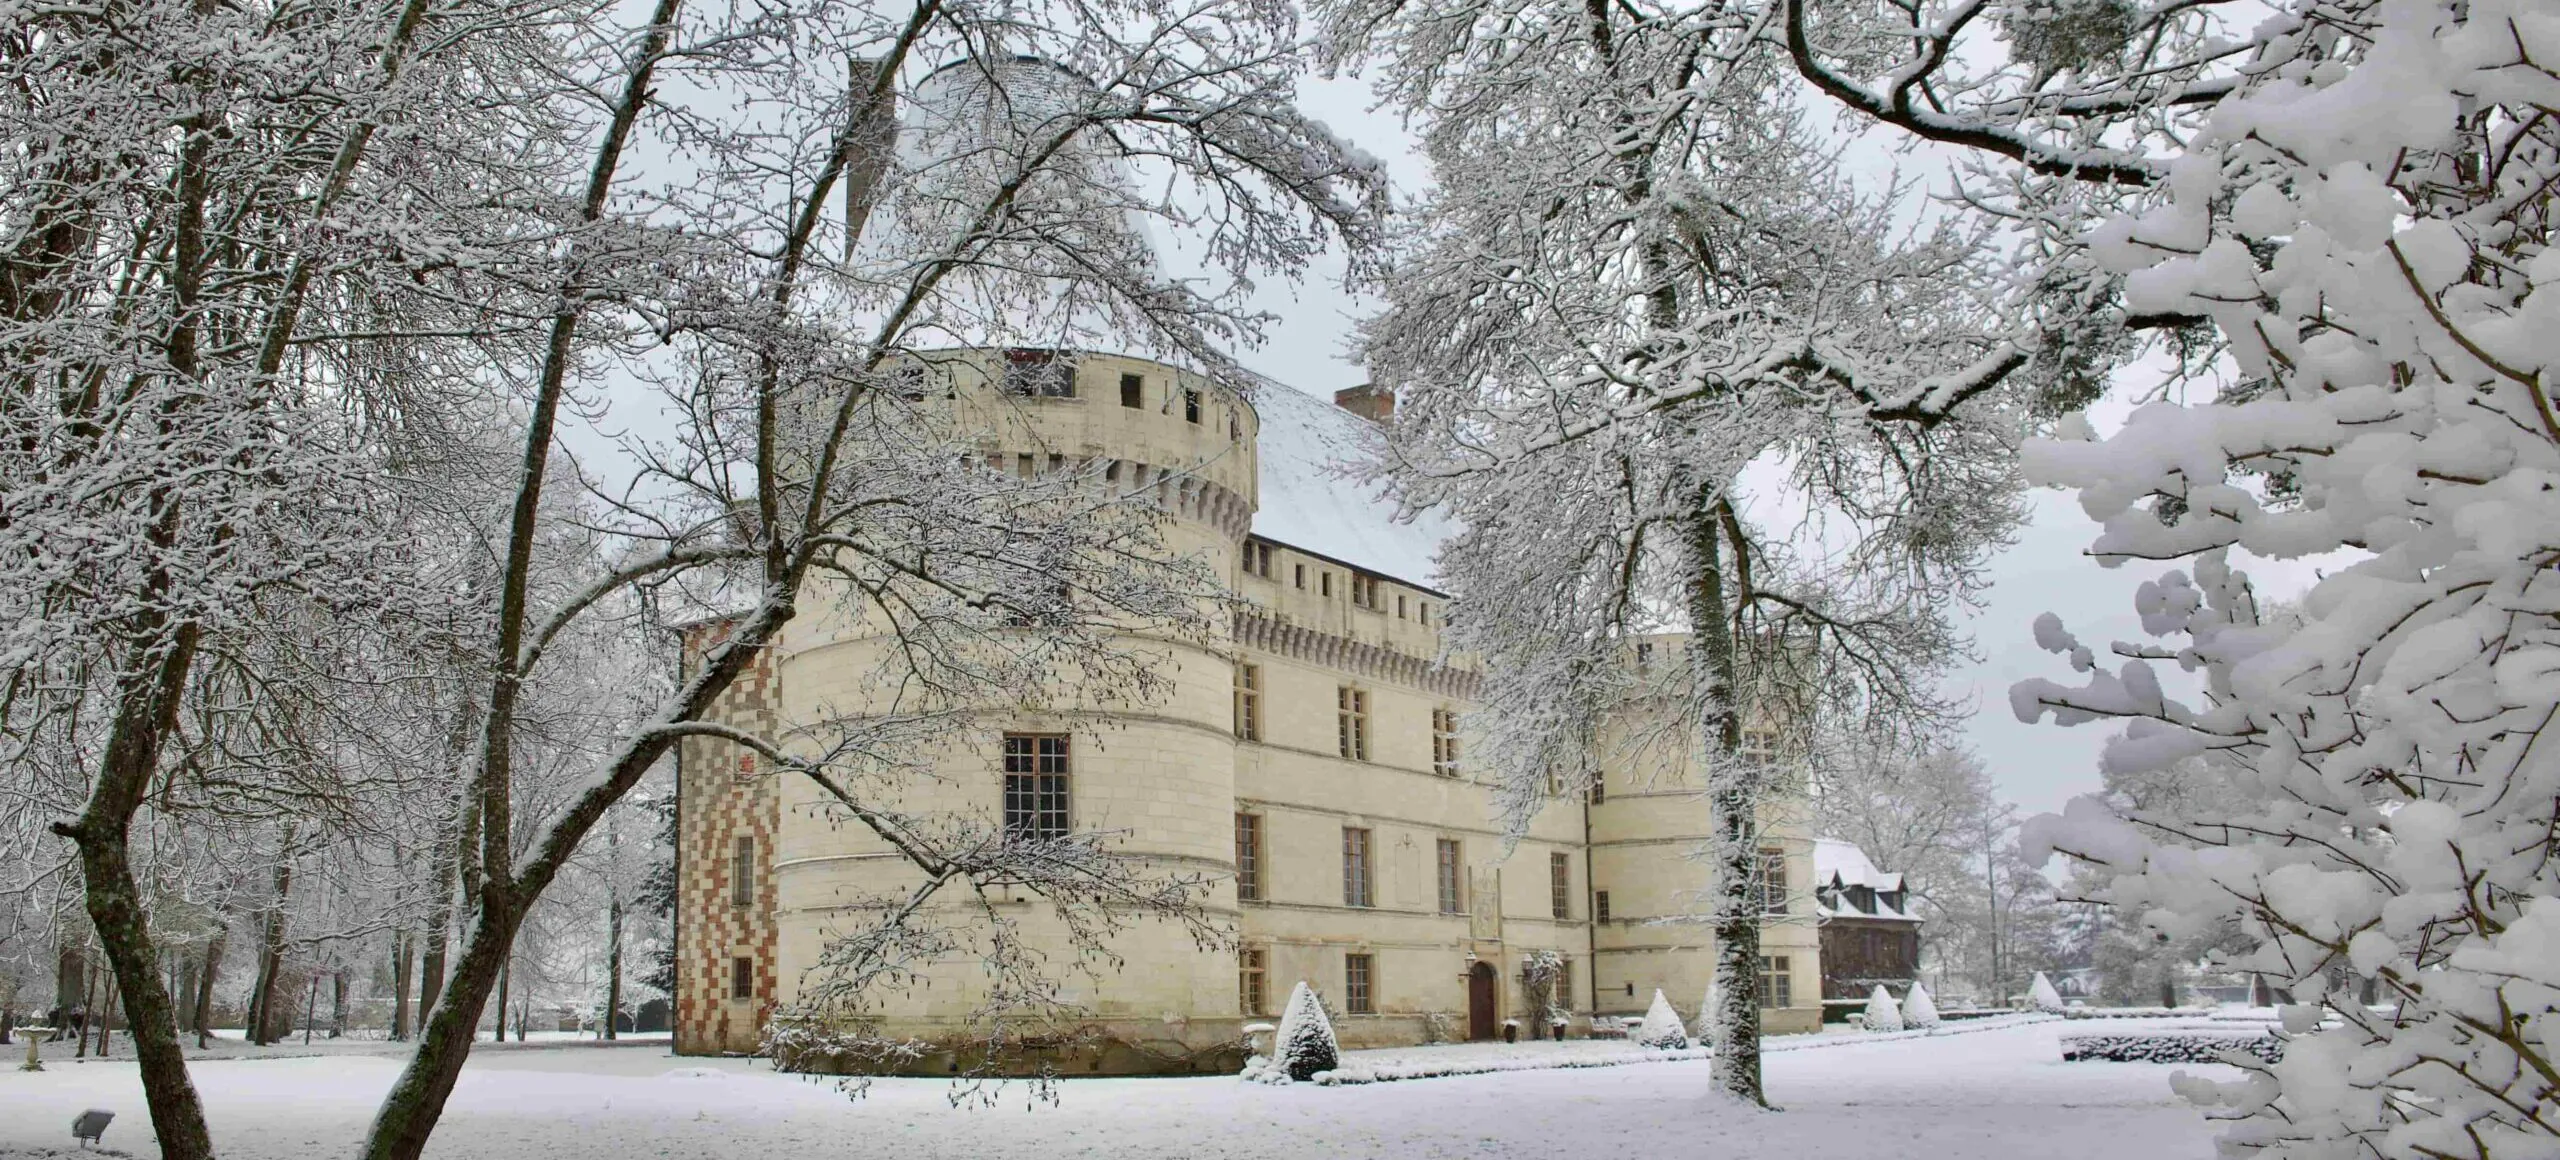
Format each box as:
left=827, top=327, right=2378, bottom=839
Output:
left=1467, top=961, right=1498, bottom=1040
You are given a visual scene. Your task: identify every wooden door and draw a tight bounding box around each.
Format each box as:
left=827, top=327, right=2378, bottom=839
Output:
left=1467, top=962, right=1497, bottom=1040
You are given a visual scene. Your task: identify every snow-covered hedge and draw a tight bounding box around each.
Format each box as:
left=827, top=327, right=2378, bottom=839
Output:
left=1301, top=1012, right=2063, bottom=1086
left=2059, top=1007, right=2221, bottom=1020
left=1900, top=982, right=1940, bottom=1030
left=2059, top=1033, right=2284, bottom=1066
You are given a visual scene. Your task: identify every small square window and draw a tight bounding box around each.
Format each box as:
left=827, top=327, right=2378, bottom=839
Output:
left=1760, top=955, right=1792, bottom=1009
left=1293, top=564, right=1305, bottom=589
left=1184, top=388, right=1202, bottom=424
left=1120, top=372, right=1143, bottom=408
left=1595, top=890, right=1612, bottom=923
left=730, top=956, right=755, bottom=1000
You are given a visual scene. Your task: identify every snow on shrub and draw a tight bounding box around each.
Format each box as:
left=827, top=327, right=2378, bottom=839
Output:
left=1863, top=985, right=1904, bottom=1033
left=2059, top=1033, right=2283, bottom=1066
left=1635, top=989, right=1689, bottom=1050
left=1254, top=981, right=1338, bottom=1083
left=1900, top=981, right=1940, bottom=1030
left=2060, top=1007, right=2218, bottom=1020
left=2027, top=972, right=2065, bottom=1014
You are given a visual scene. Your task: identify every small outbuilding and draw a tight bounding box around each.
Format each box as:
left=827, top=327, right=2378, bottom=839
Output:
left=1814, top=839, right=1923, bottom=1023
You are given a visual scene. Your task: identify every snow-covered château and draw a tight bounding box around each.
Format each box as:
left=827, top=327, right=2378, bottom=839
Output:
left=665, top=53, right=1818, bottom=1075
left=1813, top=838, right=1923, bottom=1023
left=669, top=356, right=1825, bottom=1072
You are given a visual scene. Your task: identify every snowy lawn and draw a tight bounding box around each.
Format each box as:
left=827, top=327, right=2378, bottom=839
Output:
left=0, top=1021, right=2230, bottom=1159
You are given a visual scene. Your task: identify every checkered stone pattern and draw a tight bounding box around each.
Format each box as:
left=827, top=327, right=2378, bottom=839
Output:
left=674, top=619, right=782, bottom=1056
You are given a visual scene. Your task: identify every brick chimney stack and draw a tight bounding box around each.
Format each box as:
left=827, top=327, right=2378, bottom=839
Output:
left=1333, top=383, right=1395, bottom=423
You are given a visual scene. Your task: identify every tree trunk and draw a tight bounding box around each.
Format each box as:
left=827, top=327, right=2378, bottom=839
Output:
left=75, top=960, right=95, bottom=1058
left=331, top=970, right=347, bottom=1038
left=175, top=956, right=198, bottom=1032
left=391, top=933, right=414, bottom=1041
left=94, top=971, right=118, bottom=1056
left=493, top=955, right=509, bottom=1044
left=1686, top=494, right=1765, bottom=1107
left=303, top=974, right=319, bottom=1045
left=195, top=929, right=224, bottom=1049
left=250, top=855, right=294, bottom=1047
left=604, top=895, right=623, bottom=1041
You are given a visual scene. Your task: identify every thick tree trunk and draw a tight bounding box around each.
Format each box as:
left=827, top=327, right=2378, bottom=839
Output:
left=492, top=956, right=509, bottom=1043
left=1686, top=494, right=1765, bottom=1107
left=331, top=970, right=347, bottom=1038
left=604, top=895, right=623, bottom=1040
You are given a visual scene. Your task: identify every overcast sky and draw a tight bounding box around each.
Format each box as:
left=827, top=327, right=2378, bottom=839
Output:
left=1228, top=74, right=2333, bottom=824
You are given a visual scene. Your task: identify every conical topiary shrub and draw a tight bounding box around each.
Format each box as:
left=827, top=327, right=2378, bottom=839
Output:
left=1695, top=982, right=1721, bottom=1047
left=1636, top=988, right=1690, bottom=1050
left=1901, top=980, right=1941, bottom=1030
left=1274, top=980, right=1340, bottom=1081
left=1864, top=984, right=1904, bottom=1032
left=2029, top=971, right=2066, bottom=1014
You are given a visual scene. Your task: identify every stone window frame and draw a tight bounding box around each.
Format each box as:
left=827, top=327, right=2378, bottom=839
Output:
left=1001, top=733, right=1071, bottom=842
left=1234, top=663, right=1262, bottom=742
left=1435, top=838, right=1463, bottom=915
left=1760, top=955, right=1792, bottom=1009
left=1336, top=685, right=1369, bottom=761
left=1239, top=946, right=1268, bottom=1016
left=1234, top=812, right=1263, bottom=902
left=1342, top=826, right=1373, bottom=908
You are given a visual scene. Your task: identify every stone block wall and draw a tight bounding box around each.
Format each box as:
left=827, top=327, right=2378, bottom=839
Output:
left=673, top=620, right=782, bottom=1055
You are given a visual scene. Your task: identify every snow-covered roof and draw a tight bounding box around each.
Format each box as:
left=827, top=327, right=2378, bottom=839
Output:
left=1814, top=838, right=1920, bottom=922
left=1248, top=383, right=1454, bottom=590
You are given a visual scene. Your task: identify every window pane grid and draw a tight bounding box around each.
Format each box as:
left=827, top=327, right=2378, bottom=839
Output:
left=1550, top=852, right=1571, bottom=919
left=1337, top=686, right=1367, bottom=760
left=1343, top=827, right=1372, bottom=907
left=1234, top=663, right=1261, bottom=741
left=1002, top=734, right=1070, bottom=841
left=1235, top=813, right=1262, bottom=901
left=1239, top=947, right=1267, bottom=1016
left=1760, top=847, right=1788, bottom=914
left=1436, top=839, right=1462, bottom=914
left=1759, top=955, right=1792, bottom=1009
left=1345, top=954, right=1374, bottom=1014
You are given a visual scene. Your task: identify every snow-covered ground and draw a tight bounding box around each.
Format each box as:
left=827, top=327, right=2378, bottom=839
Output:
left=0, top=1020, right=2230, bottom=1159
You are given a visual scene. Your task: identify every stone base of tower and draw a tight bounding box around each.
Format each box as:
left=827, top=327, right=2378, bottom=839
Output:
left=764, top=1017, right=1250, bottom=1077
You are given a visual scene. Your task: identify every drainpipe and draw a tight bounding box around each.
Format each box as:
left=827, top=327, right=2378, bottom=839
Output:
left=1582, top=788, right=1599, bottom=1021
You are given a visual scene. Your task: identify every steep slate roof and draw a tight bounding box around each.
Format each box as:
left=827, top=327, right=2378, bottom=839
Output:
left=1247, top=383, right=1454, bottom=591
left=1814, top=838, right=1921, bottom=922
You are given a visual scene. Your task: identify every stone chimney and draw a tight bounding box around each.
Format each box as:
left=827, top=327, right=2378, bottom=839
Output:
left=1334, top=383, right=1394, bottom=423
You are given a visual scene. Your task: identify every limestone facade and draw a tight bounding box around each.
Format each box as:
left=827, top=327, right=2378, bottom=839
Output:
left=672, top=349, right=1822, bottom=1069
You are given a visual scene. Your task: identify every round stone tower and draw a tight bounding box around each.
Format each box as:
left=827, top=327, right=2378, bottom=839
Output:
left=761, top=349, right=1258, bottom=1073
